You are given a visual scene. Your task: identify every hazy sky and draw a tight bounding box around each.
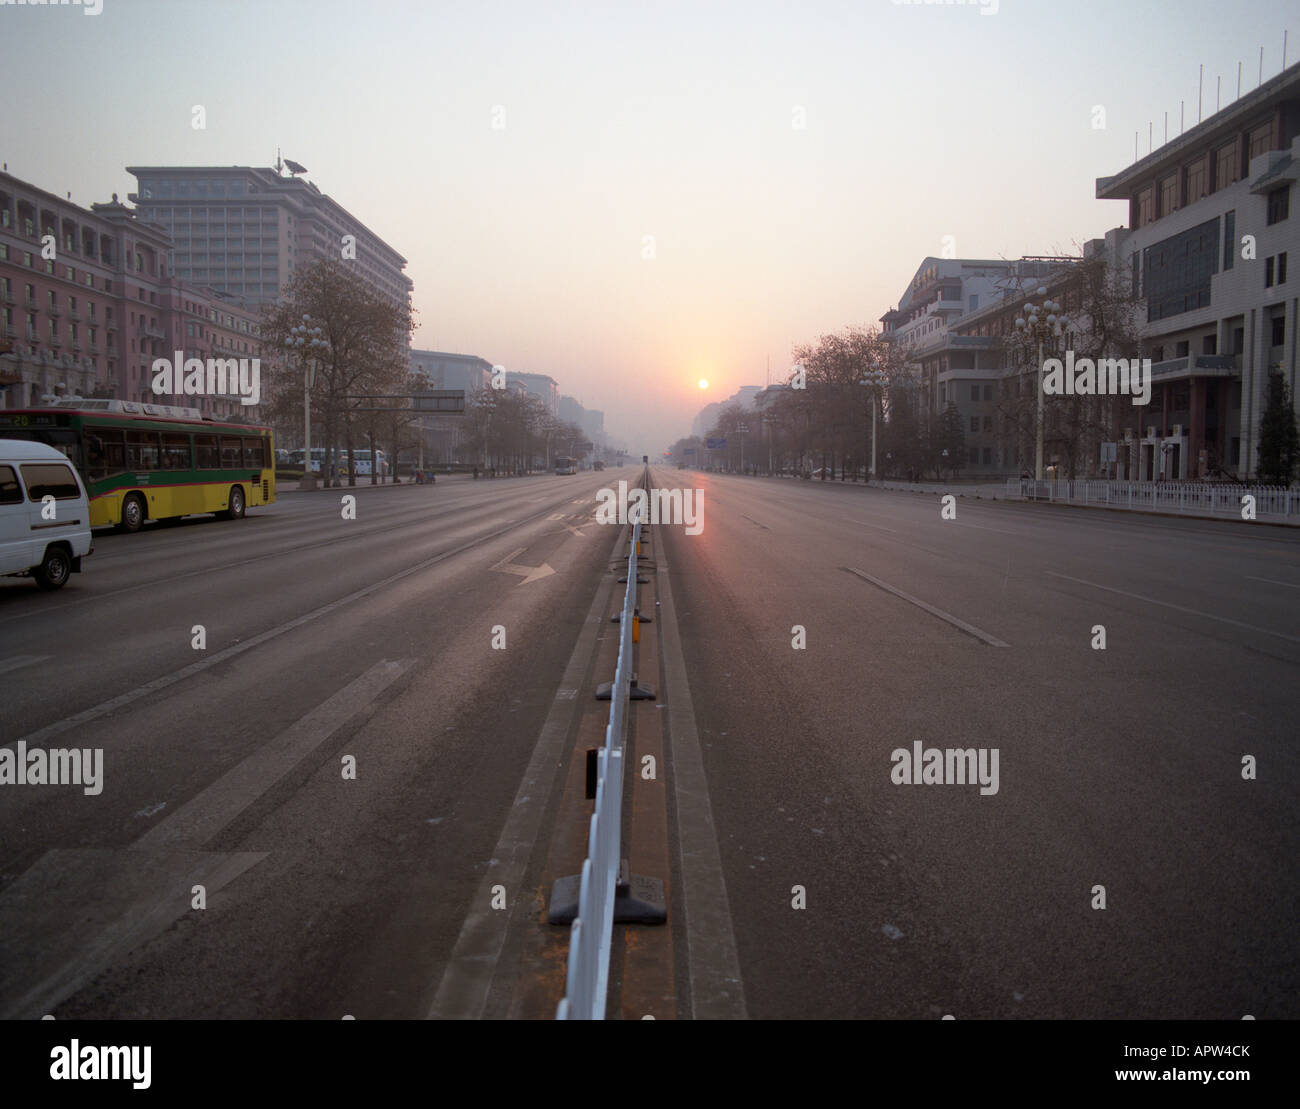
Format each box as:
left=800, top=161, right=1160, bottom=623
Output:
left=2, top=0, right=1295, bottom=452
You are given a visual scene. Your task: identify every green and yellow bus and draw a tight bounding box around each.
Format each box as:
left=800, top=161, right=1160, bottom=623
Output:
left=0, top=399, right=275, bottom=531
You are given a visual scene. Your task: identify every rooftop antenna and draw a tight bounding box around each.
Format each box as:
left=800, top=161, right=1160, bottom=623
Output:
left=1259, top=46, right=1264, bottom=87
left=275, top=148, right=282, bottom=175
left=1217, top=74, right=1221, bottom=112
left=1198, top=64, right=1203, bottom=123
left=1238, top=60, right=1243, bottom=98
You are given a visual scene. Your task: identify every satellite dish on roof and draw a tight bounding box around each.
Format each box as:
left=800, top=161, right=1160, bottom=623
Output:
left=285, top=159, right=308, bottom=175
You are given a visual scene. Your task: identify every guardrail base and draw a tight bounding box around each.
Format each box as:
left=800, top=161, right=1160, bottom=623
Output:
left=595, top=675, right=656, bottom=701
left=548, top=860, right=667, bottom=926
left=610, top=609, right=653, bottom=623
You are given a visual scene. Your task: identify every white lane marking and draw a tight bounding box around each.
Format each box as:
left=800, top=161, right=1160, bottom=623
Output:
left=843, top=567, right=1011, bottom=647
left=0, top=655, right=51, bottom=676
left=656, top=547, right=748, bottom=1019
left=491, top=547, right=556, bottom=585
left=8, top=514, right=544, bottom=748
left=136, top=659, right=414, bottom=851
left=1045, top=571, right=1300, bottom=645
left=1246, top=575, right=1300, bottom=590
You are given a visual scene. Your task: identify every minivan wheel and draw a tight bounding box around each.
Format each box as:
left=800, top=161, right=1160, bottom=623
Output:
left=33, top=546, right=72, bottom=590
left=224, top=485, right=246, bottom=520
left=119, top=493, right=145, bottom=533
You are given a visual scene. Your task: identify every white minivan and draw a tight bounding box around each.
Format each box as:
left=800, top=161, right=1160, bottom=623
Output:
left=0, top=439, right=94, bottom=590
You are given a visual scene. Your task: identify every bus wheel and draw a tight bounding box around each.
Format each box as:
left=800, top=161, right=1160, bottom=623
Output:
left=118, top=493, right=146, bottom=533
left=225, top=485, right=246, bottom=520
left=33, top=545, right=72, bottom=590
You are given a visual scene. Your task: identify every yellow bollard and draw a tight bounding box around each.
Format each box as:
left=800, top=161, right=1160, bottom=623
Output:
left=633, top=610, right=640, bottom=643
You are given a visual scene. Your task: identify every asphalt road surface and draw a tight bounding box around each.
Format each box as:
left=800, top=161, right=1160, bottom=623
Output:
left=1, top=465, right=1295, bottom=1019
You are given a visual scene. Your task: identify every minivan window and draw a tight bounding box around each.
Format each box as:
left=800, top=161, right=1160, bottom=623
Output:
left=0, top=464, right=23, bottom=504
left=20, top=463, right=81, bottom=500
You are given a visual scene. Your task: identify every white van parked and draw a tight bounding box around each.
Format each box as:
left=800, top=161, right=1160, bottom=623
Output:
left=0, top=440, right=94, bottom=590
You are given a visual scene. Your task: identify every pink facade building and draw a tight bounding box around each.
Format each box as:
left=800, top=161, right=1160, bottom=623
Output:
left=0, top=170, right=265, bottom=420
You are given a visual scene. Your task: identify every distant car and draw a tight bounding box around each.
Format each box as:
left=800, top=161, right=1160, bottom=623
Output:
left=812, top=467, right=832, bottom=479
left=0, top=439, right=93, bottom=590
left=593, top=460, right=605, bottom=471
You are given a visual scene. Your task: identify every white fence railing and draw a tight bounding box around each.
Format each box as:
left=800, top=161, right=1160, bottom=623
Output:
left=555, top=490, right=645, bottom=1020
left=1007, top=479, right=1299, bottom=518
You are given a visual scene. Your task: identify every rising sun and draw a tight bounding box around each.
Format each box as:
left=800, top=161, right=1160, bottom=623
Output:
left=698, top=378, right=709, bottom=389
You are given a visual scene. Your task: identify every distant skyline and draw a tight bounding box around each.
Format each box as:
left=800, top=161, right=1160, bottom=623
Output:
left=2, top=0, right=1295, bottom=451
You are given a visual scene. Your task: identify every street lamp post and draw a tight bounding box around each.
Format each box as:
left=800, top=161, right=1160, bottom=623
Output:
left=737, top=422, right=749, bottom=472
left=1014, top=286, right=1068, bottom=481
left=285, top=314, right=328, bottom=491
left=860, top=364, right=888, bottom=482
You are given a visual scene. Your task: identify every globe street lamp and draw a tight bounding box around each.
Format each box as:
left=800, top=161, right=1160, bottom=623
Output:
left=1013, top=287, right=1068, bottom=482
left=285, top=314, right=329, bottom=490
left=860, top=364, right=888, bottom=481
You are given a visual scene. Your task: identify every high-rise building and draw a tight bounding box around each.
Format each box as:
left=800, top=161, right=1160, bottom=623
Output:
left=506, top=371, right=559, bottom=413
left=126, top=165, right=413, bottom=319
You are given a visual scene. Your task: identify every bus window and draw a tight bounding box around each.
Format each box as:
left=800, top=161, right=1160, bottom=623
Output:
left=161, top=432, right=192, bottom=470
left=243, top=437, right=268, bottom=468
left=126, top=430, right=160, bottom=470
left=195, top=434, right=219, bottom=469
left=220, top=437, right=242, bottom=467
left=85, top=430, right=124, bottom=480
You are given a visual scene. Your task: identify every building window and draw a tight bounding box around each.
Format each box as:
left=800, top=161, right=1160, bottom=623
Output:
left=48, top=290, right=56, bottom=309
left=1223, top=210, right=1235, bottom=270
left=1137, top=186, right=1155, bottom=228
left=969, top=416, right=978, bottom=433
left=969, top=447, right=979, bottom=465
left=1266, top=186, right=1290, bottom=225
left=970, top=385, right=979, bottom=401
left=1159, top=173, right=1179, bottom=217
left=1185, top=159, right=1207, bottom=202
left=1270, top=316, right=1285, bottom=346
left=1279, top=252, right=1288, bottom=284
left=1265, top=256, right=1275, bottom=287
left=1247, top=122, right=1273, bottom=163
left=983, top=416, right=992, bottom=433
left=1143, top=217, right=1220, bottom=321
left=1214, top=142, right=1238, bottom=189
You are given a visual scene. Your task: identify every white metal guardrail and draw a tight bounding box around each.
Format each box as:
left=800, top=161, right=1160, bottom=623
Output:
left=555, top=489, right=646, bottom=1020
left=1007, top=478, right=1300, bottom=519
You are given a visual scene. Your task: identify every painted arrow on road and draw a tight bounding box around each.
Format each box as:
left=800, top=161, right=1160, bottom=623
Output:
left=491, top=547, right=556, bottom=585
